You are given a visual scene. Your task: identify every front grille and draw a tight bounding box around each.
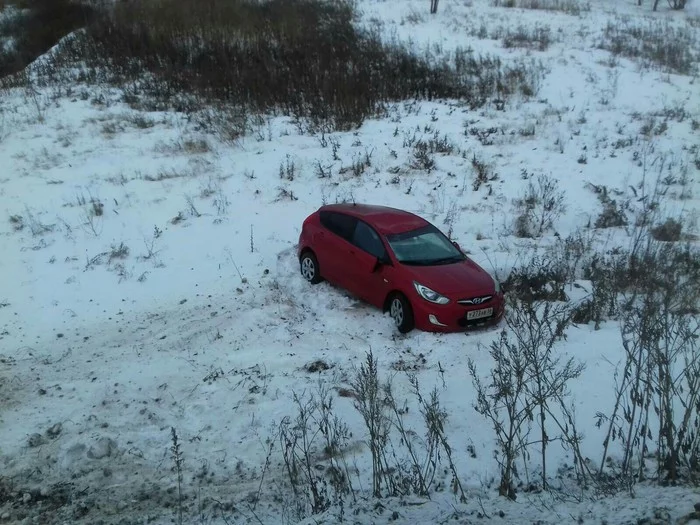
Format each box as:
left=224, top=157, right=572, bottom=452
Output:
left=457, top=295, right=493, bottom=306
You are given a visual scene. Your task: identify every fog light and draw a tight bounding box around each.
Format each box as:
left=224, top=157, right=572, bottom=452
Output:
left=429, top=314, right=447, bottom=327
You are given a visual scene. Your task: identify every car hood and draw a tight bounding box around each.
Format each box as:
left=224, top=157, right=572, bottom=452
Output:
left=404, top=258, right=495, bottom=297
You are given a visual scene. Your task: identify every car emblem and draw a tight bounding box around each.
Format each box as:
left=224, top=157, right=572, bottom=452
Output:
left=458, top=295, right=493, bottom=305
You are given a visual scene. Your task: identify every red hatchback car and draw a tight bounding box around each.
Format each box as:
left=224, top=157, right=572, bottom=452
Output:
left=297, top=204, right=504, bottom=333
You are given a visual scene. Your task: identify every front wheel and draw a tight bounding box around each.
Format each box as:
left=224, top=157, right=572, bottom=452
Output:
left=300, top=251, right=322, bottom=284
left=389, top=293, right=415, bottom=333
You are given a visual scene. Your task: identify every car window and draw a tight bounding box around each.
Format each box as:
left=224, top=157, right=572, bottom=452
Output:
left=320, top=211, right=356, bottom=241
left=386, top=225, right=464, bottom=265
left=352, top=220, right=386, bottom=258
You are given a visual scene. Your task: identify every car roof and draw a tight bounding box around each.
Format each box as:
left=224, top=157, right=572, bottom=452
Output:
left=319, top=203, right=428, bottom=235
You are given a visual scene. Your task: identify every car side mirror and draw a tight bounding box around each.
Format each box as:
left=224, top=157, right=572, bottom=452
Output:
left=370, top=255, right=391, bottom=272
left=452, top=241, right=462, bottom=252
left=364, top=256, right=379, bottom=273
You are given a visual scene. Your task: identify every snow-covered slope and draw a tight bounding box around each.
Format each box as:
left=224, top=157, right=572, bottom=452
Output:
left=1, top=0, right=699, bottom=523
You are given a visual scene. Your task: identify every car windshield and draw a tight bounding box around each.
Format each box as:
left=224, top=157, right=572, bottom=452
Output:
left=386, top=225, right=466, bottom=266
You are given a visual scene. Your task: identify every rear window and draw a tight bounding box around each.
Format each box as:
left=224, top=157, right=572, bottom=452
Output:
left=320, top=211, right=356, bottom=240
left=352, top=220, right=386, bottom=258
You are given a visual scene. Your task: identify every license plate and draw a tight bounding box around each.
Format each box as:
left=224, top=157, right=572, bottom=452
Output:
left=467, top=307, right=493, bottom=320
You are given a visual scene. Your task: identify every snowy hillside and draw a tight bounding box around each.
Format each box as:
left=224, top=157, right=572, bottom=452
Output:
left=0, top=0, right=699, bottom=523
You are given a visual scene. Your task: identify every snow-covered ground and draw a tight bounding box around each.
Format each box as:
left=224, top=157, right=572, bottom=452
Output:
left=1, top=0, right=699, bottom=523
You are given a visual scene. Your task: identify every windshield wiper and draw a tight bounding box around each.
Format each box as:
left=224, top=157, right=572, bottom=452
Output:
left=400, top=259, right=433, bottom=266
left=401, top=256, right=463, bottom=266
left=428, top=255, right=463, bottom=265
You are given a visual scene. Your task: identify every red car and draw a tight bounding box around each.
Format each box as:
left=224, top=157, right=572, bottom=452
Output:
left=297, top=204, right=504, bottom=333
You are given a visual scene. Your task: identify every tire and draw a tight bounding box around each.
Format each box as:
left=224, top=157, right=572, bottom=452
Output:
left=388, top=293, right=415, bottom=333
left=300, top=251, right=322, bottom=284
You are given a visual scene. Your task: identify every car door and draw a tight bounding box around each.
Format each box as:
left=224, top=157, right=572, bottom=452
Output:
left=316, top=211, right=357, bottom=287
left=347, top=220, right=392, bottom=307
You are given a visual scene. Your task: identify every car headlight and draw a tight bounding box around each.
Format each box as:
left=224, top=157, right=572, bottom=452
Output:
left=413, top=281, right=450, bottom=305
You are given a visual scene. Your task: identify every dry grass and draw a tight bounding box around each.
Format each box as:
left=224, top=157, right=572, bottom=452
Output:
left=28, top=0, right=543, bottom=131
left=599, top=18, right=699, bottom=75
left=493, top=0, right=590, bottom=15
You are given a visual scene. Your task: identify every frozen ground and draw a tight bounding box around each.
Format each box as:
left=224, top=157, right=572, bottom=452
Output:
left=1, top=0, right=699, bottom=523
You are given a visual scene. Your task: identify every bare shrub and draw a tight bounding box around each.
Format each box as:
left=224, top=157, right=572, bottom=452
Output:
left=30, top=0, right=544, bottom=132
left=494, top=0, right=589, bottom=15
left=90, top=199, right=104, bottom=217
left=512, top=174, right=566, bottom=238
left=140, top=225, right=162, bottom=262
left=658, top=0, right=688, bottom=10
left=182, top=138, right=210, bottom=154
left=650, top=217, right=682, bottom=241
left=192, top=106, right=249, bottom=144
left=588, top=228, right=700, bottom=485
left=125, top=113, right=156, bottom=129
left=384, top=375, right=466, bottom=501
left=278, top=383, right=353, bottom=521
left=279, top=155, right=296, bottom=181
left=383, top=379, right=438, bottom=496
left=502, top=25, right=552, bottom=51
left=467, top=126, right=503, bottom=146
left=413, top=378, right=466, bottom=501
left=80, top=201, right=103, bottom=237
left=597, top=271, right=699, bottom=482
left=279, top=395, right=331, bottom=517
left=101, top=119, right=125, bottom=137
left=599, top=19, right=699, bottom=75
left=511, top=301, right=588, bottom=485
left=503, top=253, right=568, bottom=302
left=314, top=161, right=333, bottom=179
left=143, top=168, right=194, bottom=182
left=587, top=183, right=629, bottom=229
left=348, top=149, right=373, bottom=177
left=410, top=142, right=435, bottom=172
left=170, top=427, right=185, bottom=525
left=8, top=214, right=24, bottom=232
left=314, top=385, right=355, bottom=511
left=415, top=132, right=455, bottom=155
left=351, top=350, right=393, bottom=498
left=404, top=9, right=424, bottom=24
left=37, top=0, right=539, bottom=131
left=502, top=231, right=593, bottom=305
left=184, top=195, right=201, bottom=218
left=519, top=123, right=536, bottom=137
left=471, top=154, right=497, bottom=191
left=453, top=48, right=545, bottom=102
left=212, top=188, right=229, bottom=217
left=21, top=206, right=55, bottom=236
left=276, top=188, right=298, bottom=202
left=469, top=330, right=543, bottom=498
left=572, top=251, right=626, bottom=328
left=470, top=299, right=587, bottom=498
left=351, top=350, right=466, bottom=501
left=108, top=242, right=129, bottom=263
left=84, top=250, right=108, bottom=271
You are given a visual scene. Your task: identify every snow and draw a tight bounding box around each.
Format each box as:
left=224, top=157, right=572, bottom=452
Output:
left=1, top=0, right=699, bottom=523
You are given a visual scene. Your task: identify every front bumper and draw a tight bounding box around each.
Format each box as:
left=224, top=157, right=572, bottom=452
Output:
left=413, top=293, right=505, bottom=333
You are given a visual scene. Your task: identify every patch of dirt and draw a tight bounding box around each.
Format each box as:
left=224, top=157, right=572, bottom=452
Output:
left=305, top=359, right=332, bottom=373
